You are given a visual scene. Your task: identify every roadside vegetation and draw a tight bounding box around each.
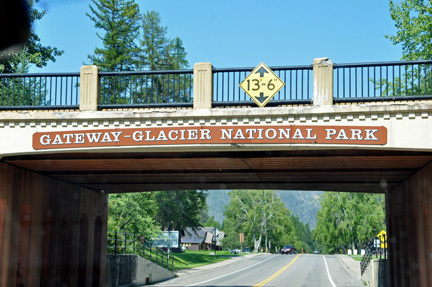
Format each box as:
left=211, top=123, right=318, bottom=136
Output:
left=170, top=250, right=238, bottom=270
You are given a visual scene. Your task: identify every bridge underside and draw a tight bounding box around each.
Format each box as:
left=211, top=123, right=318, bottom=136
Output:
left=3, top=149, right=432, bottom=194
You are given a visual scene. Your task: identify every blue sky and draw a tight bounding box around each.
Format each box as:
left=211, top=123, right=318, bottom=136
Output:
left=32, top=0, right=403, bottom=73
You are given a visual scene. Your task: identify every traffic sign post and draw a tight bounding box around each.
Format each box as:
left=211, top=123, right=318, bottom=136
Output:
left=239, top=63, right=285, bottom=107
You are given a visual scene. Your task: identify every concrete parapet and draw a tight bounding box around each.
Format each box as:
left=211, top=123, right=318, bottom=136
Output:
left=362, top=259, right=387, bottom=287
left=107, top=254, right=175, bottom=286
left=193, top=62, right=213, bottom=109
left=313, top=57, right=333, bottom=106
left=80, top=65, right=100, bottom=111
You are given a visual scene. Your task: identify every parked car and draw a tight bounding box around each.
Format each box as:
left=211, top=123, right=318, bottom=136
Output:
left=281, top=245, right=297, bottom=254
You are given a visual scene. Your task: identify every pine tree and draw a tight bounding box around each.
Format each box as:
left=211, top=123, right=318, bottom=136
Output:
left=87, top=0, right=141, bottom=72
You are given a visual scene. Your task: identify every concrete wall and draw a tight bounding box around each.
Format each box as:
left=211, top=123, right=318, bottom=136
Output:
left=362, top=259, right=387, bottom=287
left=0, top=162, right=108, bottom=287
left=107, top=255, right=175, bottom=287
left=387, top=162, right=432, bottom=287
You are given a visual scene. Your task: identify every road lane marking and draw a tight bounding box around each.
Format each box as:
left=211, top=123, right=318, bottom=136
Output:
left=185, top=255, right=276, bottom=287
left=253, top=254, right=302, bottom=287
left=323, top=255, right=337, bottom=287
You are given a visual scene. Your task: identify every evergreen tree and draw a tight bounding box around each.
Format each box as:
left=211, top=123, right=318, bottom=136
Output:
left=140, top=11, right=188, bottom=71
left=87, top=0, right=140, bottom=72
left=140, top=11, right=190, bottom=104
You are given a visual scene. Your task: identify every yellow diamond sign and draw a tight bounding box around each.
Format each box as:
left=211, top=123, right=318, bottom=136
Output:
left=239, top=63, right=285, bottom=107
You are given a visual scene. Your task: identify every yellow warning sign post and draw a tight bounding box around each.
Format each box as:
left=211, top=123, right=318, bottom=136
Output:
left=377, top=230, right=387, bottom=248
left=239, top=63, right=285, bottom=107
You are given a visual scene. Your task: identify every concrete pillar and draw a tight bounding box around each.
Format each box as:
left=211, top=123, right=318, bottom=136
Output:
left=313, top=57, right=333, bottom=106
left=80, top=65, right=100, bottom=111
left=193, top=62, right=213, bottom=109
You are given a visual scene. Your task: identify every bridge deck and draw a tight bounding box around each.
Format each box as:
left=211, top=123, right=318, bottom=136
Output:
left=3, top=149, right=431, bottom=193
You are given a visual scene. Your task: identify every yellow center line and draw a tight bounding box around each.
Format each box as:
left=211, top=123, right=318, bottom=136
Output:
left=253, top=254, right=302, bottom=287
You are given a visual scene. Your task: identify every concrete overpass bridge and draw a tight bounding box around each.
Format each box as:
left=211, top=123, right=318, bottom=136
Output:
left=0, top=58, right=431, bottom=286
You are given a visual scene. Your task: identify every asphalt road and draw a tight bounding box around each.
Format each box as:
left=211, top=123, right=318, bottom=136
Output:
left=154, top=253, right=364, bottom=287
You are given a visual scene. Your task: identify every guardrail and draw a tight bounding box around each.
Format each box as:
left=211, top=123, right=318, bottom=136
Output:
left=99, top=69, right=193, bottom=109
left=2, top=60, right=432, bottom=110
left=0, top=72, right=80, bottom=110
left=212, top=65, right=313, bottom=106
left=334, top=60, right=432, bottom=102
left=360, top=235, right=387, bottom=276
left=107, top=231, right=174, bottom=271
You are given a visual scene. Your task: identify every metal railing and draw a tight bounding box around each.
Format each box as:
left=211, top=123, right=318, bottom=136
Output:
left=99, top=69, right=193, bottom=109
left=213, top=65, right=313, bottom=106
left=360, top=235, right=387, bottom=276
left=107, top=231, right=174, bottom=271
left=0, top=72, right=80, bottom=110
left=334, top=60, right=432, bottom=102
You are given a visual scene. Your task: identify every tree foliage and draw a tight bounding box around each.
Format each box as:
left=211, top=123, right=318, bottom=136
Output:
left=87, top=0, right=141, bottom=72
left=0, top=0, right=63, bottom=74
left=153, top=190, right=207, bottom=232
left=223, top=190, right=295, bottom=253
left=387, top=0, right=432, bottom=61
left=313, top=192, right=385, bottom=253
left=108, top=192, right=160, bottom=236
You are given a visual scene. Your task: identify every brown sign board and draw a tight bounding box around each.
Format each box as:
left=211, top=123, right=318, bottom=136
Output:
left=33, top=125, right=387, bottom=150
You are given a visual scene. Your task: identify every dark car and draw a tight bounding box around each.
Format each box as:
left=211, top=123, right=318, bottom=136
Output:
left=281, top=245, right=297, bottom=254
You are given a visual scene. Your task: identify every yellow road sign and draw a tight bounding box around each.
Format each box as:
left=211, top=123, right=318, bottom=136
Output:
left=239, top=63, right=285, bottom=107
left=377, top=230, right=387, bottom=248
left=377, top=230, right=387, bottom=242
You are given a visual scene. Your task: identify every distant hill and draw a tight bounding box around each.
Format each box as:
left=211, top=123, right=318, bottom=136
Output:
left=206, top=190, right=322, bottom=230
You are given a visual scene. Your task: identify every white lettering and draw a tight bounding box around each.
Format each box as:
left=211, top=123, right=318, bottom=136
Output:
left=221, top=129, right=233, bottom=140
left=40, top=135, right=51, bottom=145
left=325, top=129, right=337, bottom=140
left=265, top=129, right=277, bottom=139
left=257, top=129, right=264, bottom=139
left=188, top=130, right=198, bottom=140
left=245, top=129, right=257, bottom=139
left=306, top=129, right=317, bottom=140
left=86, top=133, right=102, bottom=143
left=350, top=129, right=363, bottom=140
left=168, top=130, right=178, bottom=141
left=179, top=130, right=186, bottom=140
left=52, top=135, right=63, bottom=145
left=111, top=132, right=122, bottom=142
left=75, top=134, right=85, bottom=144
left=278, top=129, right=291, bottom=139
left=101, top=132, right=113, bottom=143
left=200, top=129, right=212, bottom=140
left=336, top=129, right=349, bottom=140
left=157, top=131, right=168, bottom=141
left=145, top=131, right=155, bottom=141
left=365, top=129, right=379, bottom=140
left=234, top=129, right=246, bottom=140
left=133, top=131, right=144, bottom=141
left=292, top=129, right=305, bottom=139
left=63, top=134, right=74, bottom=144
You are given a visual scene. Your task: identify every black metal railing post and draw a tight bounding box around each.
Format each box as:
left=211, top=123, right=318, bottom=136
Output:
left=114, top=231, right=118, bottom=255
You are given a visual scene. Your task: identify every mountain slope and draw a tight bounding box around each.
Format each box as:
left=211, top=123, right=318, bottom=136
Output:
left=206, top=190, right=322, bottom=230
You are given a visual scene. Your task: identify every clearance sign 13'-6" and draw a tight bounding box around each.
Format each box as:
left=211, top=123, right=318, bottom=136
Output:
left=33, top=125, right=387, bottom=150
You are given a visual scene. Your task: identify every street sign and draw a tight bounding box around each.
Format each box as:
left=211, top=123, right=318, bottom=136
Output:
left=239, top=62, right=285, bottom=107
left=377, top=230, right=387, bottom=248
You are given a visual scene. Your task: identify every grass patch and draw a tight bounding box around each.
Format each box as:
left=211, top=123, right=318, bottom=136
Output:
left=350, top=255, right=364, bottom=261
left=170, top=250, right=240, bottom=270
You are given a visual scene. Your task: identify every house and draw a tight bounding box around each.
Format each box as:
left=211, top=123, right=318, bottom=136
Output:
left=181, top=227, right=225, bottom=251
